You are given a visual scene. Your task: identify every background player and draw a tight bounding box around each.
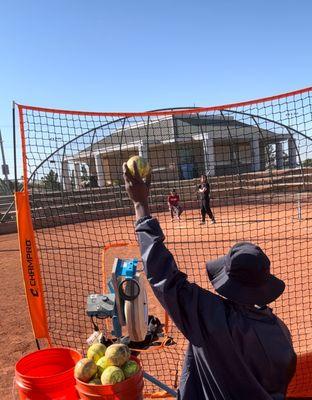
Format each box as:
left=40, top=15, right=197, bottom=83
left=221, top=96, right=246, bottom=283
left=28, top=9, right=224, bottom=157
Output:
left=167, top=189, right=183, bottom=221
left=198, top=174, right=216, bottom=225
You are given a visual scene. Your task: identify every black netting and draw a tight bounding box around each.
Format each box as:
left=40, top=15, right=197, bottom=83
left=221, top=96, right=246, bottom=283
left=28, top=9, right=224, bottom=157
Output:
left=18, top=89, right=312, bottom=396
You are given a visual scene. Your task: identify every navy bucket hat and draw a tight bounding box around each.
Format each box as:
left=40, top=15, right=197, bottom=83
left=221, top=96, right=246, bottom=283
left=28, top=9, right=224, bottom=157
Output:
left=206, top=242, right=285, bottom=305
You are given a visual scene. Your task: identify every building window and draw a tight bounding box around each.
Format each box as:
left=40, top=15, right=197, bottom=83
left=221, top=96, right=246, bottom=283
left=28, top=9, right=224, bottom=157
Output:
left=178, top=146, right=195, bottom=179
left=215, top=143, right=231, bottom=165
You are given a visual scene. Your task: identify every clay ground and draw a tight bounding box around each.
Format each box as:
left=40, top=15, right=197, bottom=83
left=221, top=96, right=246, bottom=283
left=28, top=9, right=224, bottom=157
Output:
left=1, top=201, right=312, bottom=399
left=0, top=233, right=37, bottom=399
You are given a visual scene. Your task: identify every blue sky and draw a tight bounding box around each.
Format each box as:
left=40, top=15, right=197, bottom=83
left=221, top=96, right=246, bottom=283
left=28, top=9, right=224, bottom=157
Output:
left=0, top=0, right=312, bottom=177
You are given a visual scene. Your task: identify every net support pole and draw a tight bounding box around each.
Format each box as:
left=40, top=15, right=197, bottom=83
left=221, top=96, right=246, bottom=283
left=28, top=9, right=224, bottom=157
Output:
left=143, top=372, right=178, bottom=397
left=297, top=192, right=302, bottom=221
left=12, top=101, right=18, bottom=192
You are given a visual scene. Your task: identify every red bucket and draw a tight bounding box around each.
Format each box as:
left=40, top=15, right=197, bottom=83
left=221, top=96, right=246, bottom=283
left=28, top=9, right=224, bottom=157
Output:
left=75, top=356, right=144, bottom=400
left=15, top=347, right=82, bottom=400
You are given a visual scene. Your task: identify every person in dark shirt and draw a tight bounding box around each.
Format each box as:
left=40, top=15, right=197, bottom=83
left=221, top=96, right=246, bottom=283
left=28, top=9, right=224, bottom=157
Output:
left=198, top=174, right=216, bottom=225
left=123, top=161, right=296, bottom=400
left=167, top=189, right=183, bottom=221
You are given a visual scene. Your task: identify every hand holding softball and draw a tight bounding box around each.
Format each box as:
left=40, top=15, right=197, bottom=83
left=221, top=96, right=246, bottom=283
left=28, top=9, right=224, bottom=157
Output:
left=126, top=156, right=151, bottom=178
left=123, top=157, right=152, bottom=206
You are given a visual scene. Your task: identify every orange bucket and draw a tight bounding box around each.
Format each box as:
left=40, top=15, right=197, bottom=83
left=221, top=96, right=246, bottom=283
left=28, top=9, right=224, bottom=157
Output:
left=75, top=356, right=144, bottom=400
left=15, top=347, right=82, bottom=399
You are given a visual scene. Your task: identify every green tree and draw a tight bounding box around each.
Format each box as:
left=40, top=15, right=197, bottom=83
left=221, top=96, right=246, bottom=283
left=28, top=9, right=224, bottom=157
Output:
left=81, top=165, right=89, bottom=182
left=70, top=169, right=75, bottom=188
left=265, top=144, right=276, bottom=169
left=41, top=170, right=61, bottom=190
left=0, top=178, right=14, bottom=194
left=302, top=158, right=312, bottom=167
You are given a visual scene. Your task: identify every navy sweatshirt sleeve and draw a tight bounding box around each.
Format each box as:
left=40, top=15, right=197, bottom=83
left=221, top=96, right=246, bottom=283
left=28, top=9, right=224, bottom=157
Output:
left=135, top=217, right=217, bottom=344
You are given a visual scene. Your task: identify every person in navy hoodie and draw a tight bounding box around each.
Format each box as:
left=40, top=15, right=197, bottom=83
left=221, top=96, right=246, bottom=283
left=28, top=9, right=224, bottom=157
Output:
left=123, top=162, right=296, bottom=400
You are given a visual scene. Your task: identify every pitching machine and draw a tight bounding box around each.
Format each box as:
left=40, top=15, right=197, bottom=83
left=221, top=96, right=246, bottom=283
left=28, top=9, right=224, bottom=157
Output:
left=86, top=257, right=149, bottom=345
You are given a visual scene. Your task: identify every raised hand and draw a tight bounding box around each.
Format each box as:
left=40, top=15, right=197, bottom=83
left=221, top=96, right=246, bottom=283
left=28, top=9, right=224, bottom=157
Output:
left=123, top=162, right=151, bottom=219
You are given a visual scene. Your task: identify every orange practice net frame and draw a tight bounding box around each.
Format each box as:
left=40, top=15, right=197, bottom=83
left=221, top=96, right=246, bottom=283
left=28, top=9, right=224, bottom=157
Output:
left=16, top=87, right=312, bottom=397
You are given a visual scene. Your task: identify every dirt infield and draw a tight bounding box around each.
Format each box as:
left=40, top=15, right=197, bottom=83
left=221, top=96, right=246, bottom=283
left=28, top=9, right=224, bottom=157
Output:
left=0, top=233, right=36, bottom=399
left=1, top=201, right=312, bottom=398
